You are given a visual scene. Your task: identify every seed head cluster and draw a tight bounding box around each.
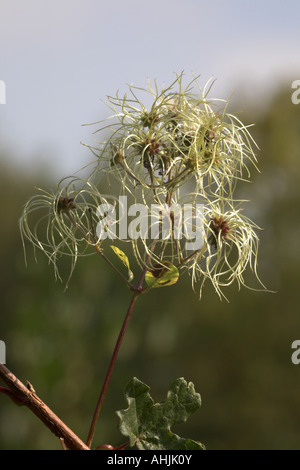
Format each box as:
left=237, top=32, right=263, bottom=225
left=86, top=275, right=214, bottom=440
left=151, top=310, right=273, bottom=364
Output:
left=20, top=73, right=266, bottom=299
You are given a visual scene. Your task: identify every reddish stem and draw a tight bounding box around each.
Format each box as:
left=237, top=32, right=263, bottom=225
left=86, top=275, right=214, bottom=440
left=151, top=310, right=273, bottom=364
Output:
left=86, top=290, right=140, bottom=448
left=86, top=247, right=154, bottom=448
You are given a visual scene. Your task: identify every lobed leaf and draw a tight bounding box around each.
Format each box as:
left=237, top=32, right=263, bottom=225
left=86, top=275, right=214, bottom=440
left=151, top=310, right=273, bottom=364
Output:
left=116, top=377, right=205, bottom=450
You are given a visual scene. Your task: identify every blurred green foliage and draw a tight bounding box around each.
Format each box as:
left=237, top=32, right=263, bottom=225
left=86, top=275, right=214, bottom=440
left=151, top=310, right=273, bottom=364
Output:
left=1, top=86, right=300, bottom=450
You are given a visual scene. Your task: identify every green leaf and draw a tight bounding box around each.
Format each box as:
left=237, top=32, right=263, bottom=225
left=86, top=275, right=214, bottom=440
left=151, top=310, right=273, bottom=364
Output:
left=110, top=245, right=134, bottom=281
left=145, top=261, right=179, bottom=289
left=116, top=377, right=205, bottom=450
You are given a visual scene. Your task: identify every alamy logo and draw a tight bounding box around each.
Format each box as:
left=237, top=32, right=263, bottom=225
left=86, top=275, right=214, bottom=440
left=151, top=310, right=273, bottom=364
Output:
left=0, top=340, right=6, bottom=364
left=0, top=80, right=6, bottom=105
left=96, top=196, right=205, bottom=251
left=291, top=340, right=300, bottom=365
left=291, top=80, right=300, bottom=105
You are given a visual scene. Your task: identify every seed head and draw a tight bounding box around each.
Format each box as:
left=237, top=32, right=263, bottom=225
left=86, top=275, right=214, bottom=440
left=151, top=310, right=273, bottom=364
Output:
left=20, top=73, right=266, bottom=299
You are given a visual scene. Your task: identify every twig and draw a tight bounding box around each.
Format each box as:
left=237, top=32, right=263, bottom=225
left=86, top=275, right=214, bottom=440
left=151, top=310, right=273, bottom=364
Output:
left=0, top=364, right=89, bottom=450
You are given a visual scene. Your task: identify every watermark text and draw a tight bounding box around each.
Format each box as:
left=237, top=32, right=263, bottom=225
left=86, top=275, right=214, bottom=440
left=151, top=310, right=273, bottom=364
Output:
left=291, top=80, right=300, bottom=105
left=291, top=340, right=300, bottom=364
left=95, top=196, right=205, bottom=251
left=107, top=453, right=193, bottom=467
left=0, top=340, right=6, bottom=364
left=0, top=80, right=6, bottom=105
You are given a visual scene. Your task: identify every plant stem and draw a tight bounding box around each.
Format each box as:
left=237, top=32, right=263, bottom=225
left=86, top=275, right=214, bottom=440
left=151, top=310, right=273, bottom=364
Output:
left=94, top=244, right=134, bottom=289
left=0, top=364, right=89, bottom=450
left=86, top=289, right=140, bottom=448
left=67, top=211, right=133, bottom=289
left=86, top=244, right=156, bottom=448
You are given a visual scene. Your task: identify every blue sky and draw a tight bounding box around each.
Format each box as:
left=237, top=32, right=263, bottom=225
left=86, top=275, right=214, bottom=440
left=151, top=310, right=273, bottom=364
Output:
left=0, top=0, right=299, bottom=176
